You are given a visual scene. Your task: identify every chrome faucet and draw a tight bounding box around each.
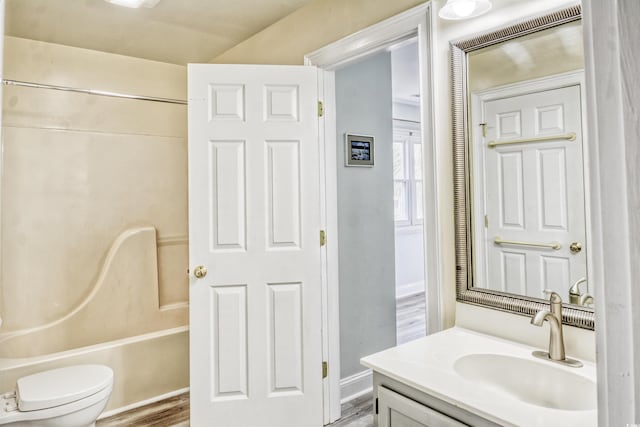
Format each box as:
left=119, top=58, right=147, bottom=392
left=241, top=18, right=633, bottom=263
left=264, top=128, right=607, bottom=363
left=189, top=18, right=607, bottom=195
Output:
left=530, top=289, right=583, bottom=367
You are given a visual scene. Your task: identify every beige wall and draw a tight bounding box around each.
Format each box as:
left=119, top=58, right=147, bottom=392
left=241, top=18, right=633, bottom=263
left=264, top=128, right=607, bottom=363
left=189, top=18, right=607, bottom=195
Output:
left=212, top=0, right=425, bottom=65
left=0, top=36, right=188, bottom=337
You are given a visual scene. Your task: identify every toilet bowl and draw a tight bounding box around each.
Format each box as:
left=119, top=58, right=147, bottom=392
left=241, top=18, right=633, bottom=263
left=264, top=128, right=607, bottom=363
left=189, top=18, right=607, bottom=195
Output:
left=0, top=365, right=113, bottom=427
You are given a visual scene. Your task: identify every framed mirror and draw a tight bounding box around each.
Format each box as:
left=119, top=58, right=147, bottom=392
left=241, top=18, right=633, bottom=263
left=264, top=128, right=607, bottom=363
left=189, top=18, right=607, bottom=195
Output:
left=451, top=4, right=594, bottom=329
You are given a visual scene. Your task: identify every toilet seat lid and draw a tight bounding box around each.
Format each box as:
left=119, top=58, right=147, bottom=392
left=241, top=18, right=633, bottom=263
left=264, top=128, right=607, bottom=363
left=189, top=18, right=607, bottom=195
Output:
left=17, top=364, right=113, bottom=411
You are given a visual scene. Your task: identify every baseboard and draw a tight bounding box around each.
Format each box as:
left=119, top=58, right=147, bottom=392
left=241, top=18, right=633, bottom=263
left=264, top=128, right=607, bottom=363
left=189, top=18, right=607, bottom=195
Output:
left=340, top=369, right=372, bottom=405
left=98, top=387, right=190, bottom=420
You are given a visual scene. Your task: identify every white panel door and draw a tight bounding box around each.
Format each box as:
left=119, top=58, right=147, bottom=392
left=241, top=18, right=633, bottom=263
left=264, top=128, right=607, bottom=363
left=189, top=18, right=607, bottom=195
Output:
left=188, top=64, right=322, bottom=427
left=482, top=85, right=586, bottom=298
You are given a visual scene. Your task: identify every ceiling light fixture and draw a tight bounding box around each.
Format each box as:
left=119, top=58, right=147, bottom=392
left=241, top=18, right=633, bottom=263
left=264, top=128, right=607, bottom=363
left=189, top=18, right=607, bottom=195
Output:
left=105, top=0, right=160, bottom=9
left=438, top=0, right=492, bottom=20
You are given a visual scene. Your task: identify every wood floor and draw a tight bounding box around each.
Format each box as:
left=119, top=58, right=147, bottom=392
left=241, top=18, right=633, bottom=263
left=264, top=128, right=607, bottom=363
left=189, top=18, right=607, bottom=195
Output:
left=97, top=392, right=373, bottom=427
left=97, top=393, right=190, bottom=427
left=98, top=293, right=424, bottom=426
left=326, top=393, right=374, bottom=427
left=396, top=291, right=426, bottom=345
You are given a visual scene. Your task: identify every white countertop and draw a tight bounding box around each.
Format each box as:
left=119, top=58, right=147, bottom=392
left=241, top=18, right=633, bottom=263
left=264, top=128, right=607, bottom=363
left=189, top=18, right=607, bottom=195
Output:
left=360, top=327, right=597, bottom=427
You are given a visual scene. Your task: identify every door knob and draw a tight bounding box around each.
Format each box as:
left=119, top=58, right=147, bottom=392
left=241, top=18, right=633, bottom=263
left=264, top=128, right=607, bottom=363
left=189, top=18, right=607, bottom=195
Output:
left=569, top=242, right=582, bottom=253
left=193, top=265, right=208, bottom=279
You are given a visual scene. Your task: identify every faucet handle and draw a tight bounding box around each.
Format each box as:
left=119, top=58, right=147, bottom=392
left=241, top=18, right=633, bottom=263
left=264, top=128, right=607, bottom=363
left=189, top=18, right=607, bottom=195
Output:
left=543, top=289, right=563, bottom=303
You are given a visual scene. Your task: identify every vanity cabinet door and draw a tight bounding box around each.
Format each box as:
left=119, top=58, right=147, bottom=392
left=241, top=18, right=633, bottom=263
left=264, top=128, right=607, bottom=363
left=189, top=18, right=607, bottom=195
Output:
left=378, top=386, right=468, bottom=427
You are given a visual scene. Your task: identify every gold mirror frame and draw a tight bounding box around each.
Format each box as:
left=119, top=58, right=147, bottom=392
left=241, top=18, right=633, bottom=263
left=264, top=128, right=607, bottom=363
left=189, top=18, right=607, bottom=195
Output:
left=451, top=4, right=594, bottom=330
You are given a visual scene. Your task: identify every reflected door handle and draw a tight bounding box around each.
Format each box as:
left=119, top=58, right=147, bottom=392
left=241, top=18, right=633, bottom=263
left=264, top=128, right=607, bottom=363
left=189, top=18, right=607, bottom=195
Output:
left=570, top=242, right=582, bottom=253
left=193, top=265, right=208, bottom=279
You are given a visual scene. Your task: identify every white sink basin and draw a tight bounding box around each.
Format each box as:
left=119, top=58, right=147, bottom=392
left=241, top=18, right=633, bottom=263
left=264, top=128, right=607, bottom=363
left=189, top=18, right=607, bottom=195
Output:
left=454, top=354, right=596, bottom=411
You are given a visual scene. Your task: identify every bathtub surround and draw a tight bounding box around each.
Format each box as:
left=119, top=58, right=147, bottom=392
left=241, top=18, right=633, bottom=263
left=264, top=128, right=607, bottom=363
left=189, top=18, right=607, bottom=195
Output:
left=0, top=227, right=184, bottom=357
left=0, top=36, right=188, bottom=410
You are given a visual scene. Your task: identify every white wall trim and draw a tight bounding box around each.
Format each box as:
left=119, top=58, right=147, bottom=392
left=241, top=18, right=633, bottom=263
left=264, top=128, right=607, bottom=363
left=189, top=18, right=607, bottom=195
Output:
left=339, top=370, right=373, bottom=405
left=317, top=69, right=342, bottom=426
left=305, top=4, right=428, bottom=70
left=418, top=4, right=444, bottom=336
left=583, top=0, right=640, bottom=424
left=305, top=3, right=441, bottom=424
left=97, top=387, right=189, bottom=420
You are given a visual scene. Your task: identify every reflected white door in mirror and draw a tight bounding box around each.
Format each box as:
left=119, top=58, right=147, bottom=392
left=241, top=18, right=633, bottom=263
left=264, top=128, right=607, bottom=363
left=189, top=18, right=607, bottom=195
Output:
left=470, top=73, right=588, bottom=304
left=452, top=4, right=594, bottom=329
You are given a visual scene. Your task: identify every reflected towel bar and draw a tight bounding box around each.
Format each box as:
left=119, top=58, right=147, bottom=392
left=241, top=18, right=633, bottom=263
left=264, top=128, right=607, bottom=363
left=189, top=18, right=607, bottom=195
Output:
left=488, top=132, right=576, bottom=148
left=494, top=236, right=561, bottom=250
left=1, top=79, right=188, bottom=105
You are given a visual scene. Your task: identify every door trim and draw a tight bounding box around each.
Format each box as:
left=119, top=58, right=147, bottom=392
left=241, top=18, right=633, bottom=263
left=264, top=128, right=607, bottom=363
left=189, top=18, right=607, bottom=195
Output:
left=304, top=3, right=441, bottom=423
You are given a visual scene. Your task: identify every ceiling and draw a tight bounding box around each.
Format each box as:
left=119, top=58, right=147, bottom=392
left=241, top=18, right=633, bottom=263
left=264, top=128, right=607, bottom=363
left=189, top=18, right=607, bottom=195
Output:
left=468, top=20, right=584, bottom=92
left=5, top=0, right=315, bottom=65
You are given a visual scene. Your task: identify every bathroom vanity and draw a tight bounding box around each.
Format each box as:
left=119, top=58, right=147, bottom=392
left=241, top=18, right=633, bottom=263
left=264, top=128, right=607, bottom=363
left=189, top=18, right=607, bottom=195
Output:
left=361, top=328, right=597, bottom=427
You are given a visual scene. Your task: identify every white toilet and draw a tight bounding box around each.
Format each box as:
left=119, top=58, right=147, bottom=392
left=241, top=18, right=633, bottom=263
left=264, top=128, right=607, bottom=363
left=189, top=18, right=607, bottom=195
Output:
left=0, top=365, right=113, bottom=427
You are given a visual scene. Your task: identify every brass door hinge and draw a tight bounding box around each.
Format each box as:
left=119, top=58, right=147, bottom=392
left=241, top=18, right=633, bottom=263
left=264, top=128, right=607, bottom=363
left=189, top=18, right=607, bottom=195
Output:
left=485, top=214, right=489, bottom=227
left=318, top=101, right=324, bottom=117
left=479, top=123, right=487, bottom=137
left=322, top=361, right=328, bottom=379
left=320, top=230, right=326, bottom=247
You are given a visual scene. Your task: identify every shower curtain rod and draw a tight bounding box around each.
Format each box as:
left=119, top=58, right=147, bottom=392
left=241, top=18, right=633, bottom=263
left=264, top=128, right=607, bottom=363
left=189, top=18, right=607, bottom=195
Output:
left=1, top=79, right=188, bottom=105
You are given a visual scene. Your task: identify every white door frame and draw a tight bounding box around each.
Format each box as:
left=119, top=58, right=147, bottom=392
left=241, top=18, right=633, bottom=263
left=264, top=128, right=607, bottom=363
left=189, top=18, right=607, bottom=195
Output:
left=469, top=70, right=592, bottom=295
left=583, top=0, right=640, bottom=423
left=304, top=3, right=442, bottom=423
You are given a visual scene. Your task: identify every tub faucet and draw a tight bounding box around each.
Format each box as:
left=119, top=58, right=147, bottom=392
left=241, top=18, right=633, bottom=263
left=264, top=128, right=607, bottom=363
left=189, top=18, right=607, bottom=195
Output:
left=530, top=290, right=583, bottom=367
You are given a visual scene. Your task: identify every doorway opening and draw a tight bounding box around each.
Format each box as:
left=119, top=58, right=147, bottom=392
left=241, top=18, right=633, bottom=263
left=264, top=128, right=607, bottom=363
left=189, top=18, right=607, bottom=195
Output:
left=304, top=4, right=440, bottom=424
left=328, top=37, right=428, bottom=422
left=390, top=40, right=427, bottom=345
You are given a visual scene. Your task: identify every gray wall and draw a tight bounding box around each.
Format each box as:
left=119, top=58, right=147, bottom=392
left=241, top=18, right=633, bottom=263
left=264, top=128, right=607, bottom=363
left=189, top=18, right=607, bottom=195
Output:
left=336, top=51, right=397, bottom=379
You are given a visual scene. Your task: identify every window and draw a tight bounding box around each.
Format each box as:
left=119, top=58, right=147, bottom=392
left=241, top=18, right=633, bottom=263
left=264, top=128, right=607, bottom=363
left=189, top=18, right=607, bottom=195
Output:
left=393, top=126, right=423, bottom=226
